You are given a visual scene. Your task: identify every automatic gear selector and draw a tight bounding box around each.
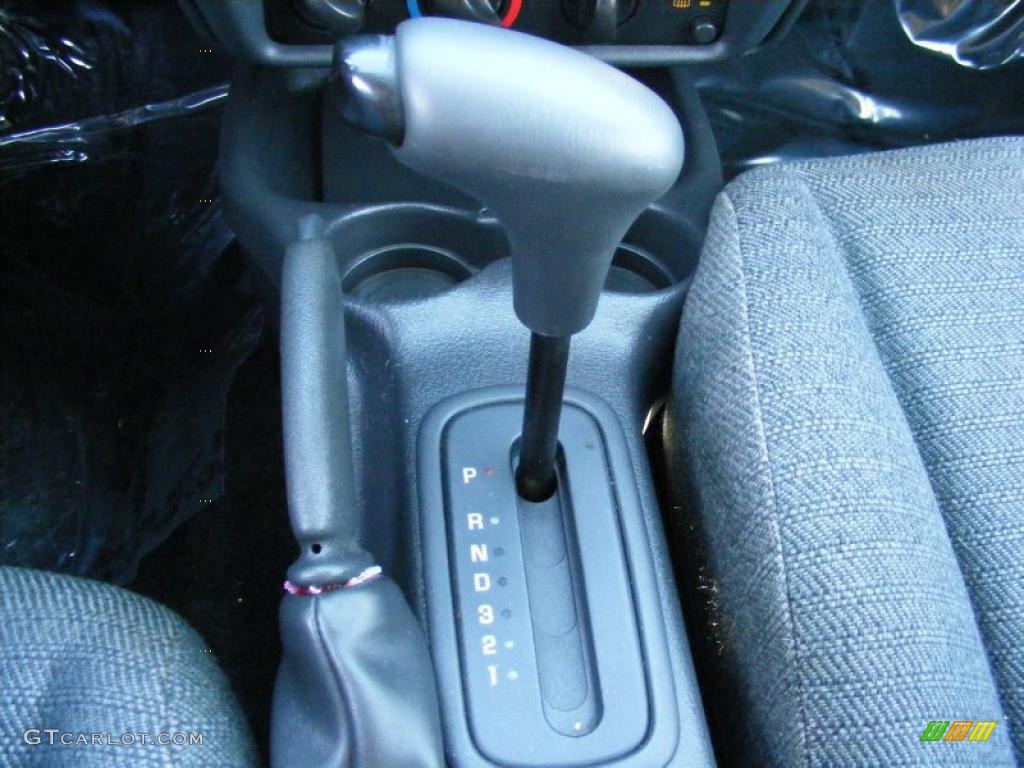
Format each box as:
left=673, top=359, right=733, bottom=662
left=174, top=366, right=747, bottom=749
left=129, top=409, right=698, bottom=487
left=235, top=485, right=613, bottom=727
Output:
left=335, top=17, right=683, bottom=501
left=335, top=18, right=685, bottom=766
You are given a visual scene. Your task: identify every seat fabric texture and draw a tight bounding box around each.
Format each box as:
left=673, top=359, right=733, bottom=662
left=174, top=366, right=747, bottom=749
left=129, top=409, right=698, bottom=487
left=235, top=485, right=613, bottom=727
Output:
left=0, top=565, right=258, bottom=767
left=669, top=136, right=1024, bottom=767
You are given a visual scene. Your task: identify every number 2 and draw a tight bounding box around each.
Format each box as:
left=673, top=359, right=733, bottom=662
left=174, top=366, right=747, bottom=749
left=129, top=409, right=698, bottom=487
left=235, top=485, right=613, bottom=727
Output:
left=482, top=635, right=497, bottom=655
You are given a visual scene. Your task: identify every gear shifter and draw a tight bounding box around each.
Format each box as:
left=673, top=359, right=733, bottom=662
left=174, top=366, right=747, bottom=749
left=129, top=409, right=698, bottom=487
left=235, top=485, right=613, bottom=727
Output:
left=334, top=18, right=683, bottom=500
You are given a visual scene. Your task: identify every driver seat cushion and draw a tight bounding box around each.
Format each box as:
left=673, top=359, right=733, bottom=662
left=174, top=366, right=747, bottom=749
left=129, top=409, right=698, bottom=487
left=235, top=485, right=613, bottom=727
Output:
left=670, top=137, right=1024, bottom=767
left=0, top=565, right=258, bottom=767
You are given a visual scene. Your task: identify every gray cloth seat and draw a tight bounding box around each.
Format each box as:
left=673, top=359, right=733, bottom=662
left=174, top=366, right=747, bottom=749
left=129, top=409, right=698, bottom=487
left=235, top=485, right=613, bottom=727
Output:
left=670, top=137, right=1024, bottom=767
left=0, top=566, right=258, bottom=767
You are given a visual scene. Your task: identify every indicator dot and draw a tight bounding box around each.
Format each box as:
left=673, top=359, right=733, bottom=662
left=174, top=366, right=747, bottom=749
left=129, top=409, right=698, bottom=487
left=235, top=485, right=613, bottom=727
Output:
left=501, top=608, right=512, bottom=619
left=490, top=517, right=500, bottom=525
left=498, top=577, right=508, bottom=587
left=574, top=722, right=583, bottom=732
left=507, top=670, right=519, bottom=681
left=494, top=547, right=505, bottom=557
left=504, top=640, right=515, bottom=649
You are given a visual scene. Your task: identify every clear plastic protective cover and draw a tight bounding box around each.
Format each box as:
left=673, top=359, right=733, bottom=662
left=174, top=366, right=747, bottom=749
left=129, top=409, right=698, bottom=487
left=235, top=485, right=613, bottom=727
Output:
left=687, top=0, right=1024, bottom=176
left=897, top=0, right=1024, bottom=69
left=1, top=1, right=261, bottom=583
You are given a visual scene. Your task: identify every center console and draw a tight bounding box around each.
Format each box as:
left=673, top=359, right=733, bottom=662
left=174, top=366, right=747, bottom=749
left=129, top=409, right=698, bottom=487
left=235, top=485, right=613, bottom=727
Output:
left=182, top=1, right=803, bottom=765
left=216, top=32, right=720, bottom=768
left=328, top=25, right=689, bottom=765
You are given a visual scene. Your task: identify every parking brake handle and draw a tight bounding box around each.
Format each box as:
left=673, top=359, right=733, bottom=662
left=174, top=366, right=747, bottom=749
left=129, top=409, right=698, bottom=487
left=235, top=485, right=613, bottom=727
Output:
left=274, top=216, right=444, bottom=768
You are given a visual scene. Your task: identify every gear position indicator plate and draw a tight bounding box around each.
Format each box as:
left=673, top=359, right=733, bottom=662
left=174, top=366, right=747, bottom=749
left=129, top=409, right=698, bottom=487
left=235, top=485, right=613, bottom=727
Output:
left=419, top=387, right=679, bottom=768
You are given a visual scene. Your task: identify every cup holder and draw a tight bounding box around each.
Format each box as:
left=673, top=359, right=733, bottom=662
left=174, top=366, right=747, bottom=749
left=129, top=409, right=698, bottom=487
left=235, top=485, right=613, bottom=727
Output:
left=332, top=203, right=698, bottom=303
left=605, top=245, right=676, bottom=294
left=333, top=206, right=507, bottom=303
left=343, top=244, right=475, bottom=302
left=604, top=207, right=700, bottom=295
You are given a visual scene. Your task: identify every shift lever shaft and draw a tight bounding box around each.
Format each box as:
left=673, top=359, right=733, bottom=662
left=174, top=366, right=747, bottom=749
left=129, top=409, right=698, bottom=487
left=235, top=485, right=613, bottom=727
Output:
left=334, top=19, right=684, bottom=500
left=517, top=334, right=572, bottom=500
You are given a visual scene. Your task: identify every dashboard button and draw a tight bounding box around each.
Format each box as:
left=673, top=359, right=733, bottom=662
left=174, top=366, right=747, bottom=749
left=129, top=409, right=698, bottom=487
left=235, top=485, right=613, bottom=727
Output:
left=689, top=14, right=719, bottom=43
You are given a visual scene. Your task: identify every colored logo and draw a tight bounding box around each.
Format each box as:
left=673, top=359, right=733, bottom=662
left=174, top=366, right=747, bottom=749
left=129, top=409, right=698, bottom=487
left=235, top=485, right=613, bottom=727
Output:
left=920, top=721, right=997, bottom=742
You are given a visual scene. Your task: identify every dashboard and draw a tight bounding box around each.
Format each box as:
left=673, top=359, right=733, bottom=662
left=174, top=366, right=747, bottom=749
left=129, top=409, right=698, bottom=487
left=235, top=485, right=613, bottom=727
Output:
left=183, top=0, right=804, bottom=67
left=277, top=0, right=730, bottom=47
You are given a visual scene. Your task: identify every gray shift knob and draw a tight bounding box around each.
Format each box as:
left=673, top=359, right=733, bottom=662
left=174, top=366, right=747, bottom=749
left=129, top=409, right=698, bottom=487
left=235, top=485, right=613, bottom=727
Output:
left=336, top=18, right=684, bottom=337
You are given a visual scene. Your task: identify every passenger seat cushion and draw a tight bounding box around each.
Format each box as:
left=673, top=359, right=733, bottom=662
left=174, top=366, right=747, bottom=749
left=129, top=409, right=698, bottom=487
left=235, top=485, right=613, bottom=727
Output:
left=671, top=137, right=1024, bottom=767
left=0, top=566, right=258, bottom=767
